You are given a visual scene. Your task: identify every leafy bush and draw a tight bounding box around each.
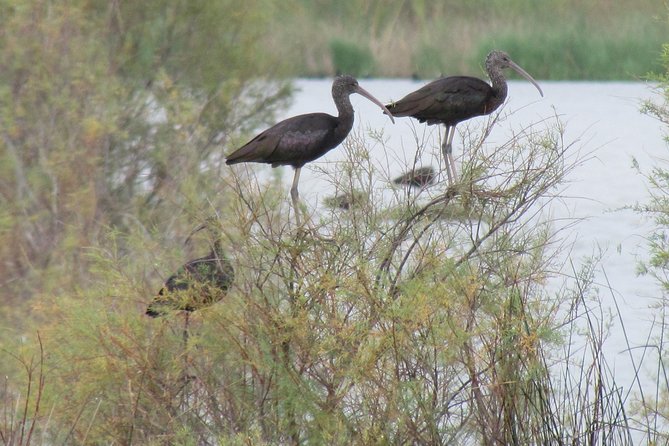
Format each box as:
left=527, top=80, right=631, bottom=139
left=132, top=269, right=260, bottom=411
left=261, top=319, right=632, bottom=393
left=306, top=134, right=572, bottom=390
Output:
left=412, top=44, right=444, bottom=79
left=0, top=0, right=290, bottom=310
left=329, top=39, right=376, bottom=77
left=9, top=109, right=637, bottom=444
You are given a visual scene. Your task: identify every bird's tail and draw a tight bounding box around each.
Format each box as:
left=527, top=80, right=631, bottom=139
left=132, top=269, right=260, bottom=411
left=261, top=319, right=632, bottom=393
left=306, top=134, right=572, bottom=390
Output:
left=146, top=292, right=167, bottom=317
left=225, top=133, right=268, bottom=165
left=145, top=304, right=162, bottom=318
left=384, top=100, right=423, bottom=118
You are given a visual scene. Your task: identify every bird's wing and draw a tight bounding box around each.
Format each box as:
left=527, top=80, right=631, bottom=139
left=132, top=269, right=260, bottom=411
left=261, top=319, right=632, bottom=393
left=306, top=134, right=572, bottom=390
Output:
left=182, top=257, right=222, bottom=285
left=388, top=76, right=492, bottom=120
left=147, top=266, right=193, bottom=316
left=430, top=77, right=492, bottom=113
left=387, top=80, right=448, bottom=116
left=393, top=166, right=436, bottom=186
left=225, top=125, right=284, bottom=164
left=160, top=269, right=190, bottom=293
left=157, top=256, right=212, bottom=293
left=226, top=113, right=336, bottom=166
left=147, top=255, right=230, bottom=316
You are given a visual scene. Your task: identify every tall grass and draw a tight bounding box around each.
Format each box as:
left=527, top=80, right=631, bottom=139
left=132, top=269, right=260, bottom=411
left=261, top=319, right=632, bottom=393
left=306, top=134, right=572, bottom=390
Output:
left=475, top=15, right=666, bottom=80
left=268, top=0, right=667, bottom=79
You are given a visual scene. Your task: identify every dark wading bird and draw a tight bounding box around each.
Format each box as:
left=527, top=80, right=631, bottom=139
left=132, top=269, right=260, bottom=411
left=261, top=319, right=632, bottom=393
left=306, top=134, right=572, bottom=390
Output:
left=146, top=222, right=234, bottom=324
left=226, top=75, right=395, bottom=227
left=393, top=166, right=437, bottom=189
left=386, top=50, right=543, bottom=183
left=324, top=189, right=368, bottom=211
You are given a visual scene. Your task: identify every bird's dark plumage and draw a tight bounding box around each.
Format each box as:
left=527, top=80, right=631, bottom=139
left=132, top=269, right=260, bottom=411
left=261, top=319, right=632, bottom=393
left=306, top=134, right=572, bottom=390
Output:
left=225, top=75, right=394, bottom=227
left=393, top=166, right=437, bottom=188
left=386, top=76, right=501, bottom=126
left=226, top=75, right=394, bottom=169
left=324, top=190, right=368, bottom=210
left=386, top=50, right=543, bottom=183
left=146, top=227, right=234, bottom=317
left=225, top=113, right=343, bottom=168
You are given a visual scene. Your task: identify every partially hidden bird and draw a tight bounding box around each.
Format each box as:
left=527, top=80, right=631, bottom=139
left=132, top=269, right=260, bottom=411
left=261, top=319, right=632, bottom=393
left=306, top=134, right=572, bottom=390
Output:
left=226, top=75, right=395, bottom=227
left=146, top=221, right=234, bottom=318
left=386, top=50, right=543, bottom=183
left=324, top=189, right=368, bottom=211
left=393, top=166, right=437, bottom=189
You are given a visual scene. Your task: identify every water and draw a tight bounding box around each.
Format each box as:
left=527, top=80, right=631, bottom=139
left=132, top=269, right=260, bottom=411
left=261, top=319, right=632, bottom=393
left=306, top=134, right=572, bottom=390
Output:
left=262, top=79, right=666, bottom=398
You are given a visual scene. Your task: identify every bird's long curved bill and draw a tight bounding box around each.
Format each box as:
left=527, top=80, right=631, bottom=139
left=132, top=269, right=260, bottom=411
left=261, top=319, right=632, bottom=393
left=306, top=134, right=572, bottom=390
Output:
left=184, top=223, right=207, bottom=246
left=356, top=86, right=396, bottom=123
left=509, top=60, right=544, bottom=97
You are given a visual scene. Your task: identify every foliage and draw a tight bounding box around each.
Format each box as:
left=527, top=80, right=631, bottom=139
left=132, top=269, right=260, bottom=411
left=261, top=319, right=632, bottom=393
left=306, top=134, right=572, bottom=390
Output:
left=642, top=43, right=669, bottom=131
left=633, top=29, right=669, bottom=442
left=412, top=44, right=444, bottom=79
left=329, top=39, right=376, bottom=77
left=2, top=0, right=667, bottom=443
left=1, top=108, right=636, bottom=444
left=476, top=18, right=665, bottom=80
left=0, top=0, right=290, bottom=308
left=0, top=335, right=46, bottom=445
left=269, top=0, right=667, bottom=79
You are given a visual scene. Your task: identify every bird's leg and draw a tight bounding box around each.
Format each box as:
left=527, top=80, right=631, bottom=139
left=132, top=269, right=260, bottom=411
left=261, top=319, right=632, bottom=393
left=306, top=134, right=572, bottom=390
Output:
left=182, top=311, right=191, bottom=381
left=183, top=312, right=190, bottom=348
left=441, top=126, right=453, bottom=184
left=291, top=168, right=317, bottom=230
left=178, top=311, right=194, bottom=407
left=290, top=168, right=303, bottom=227
left=440, top=126, right=458, bottom=184
left=290, top=167, right=326, bottom=239
left=446, top=126, right=458, bottom=183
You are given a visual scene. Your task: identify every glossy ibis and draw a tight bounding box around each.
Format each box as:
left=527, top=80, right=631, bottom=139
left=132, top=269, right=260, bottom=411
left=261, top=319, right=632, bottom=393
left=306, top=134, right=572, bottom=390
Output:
left=393, top=166, right=436, bottom=188
left=386, top=50, right=543, bottom=183
left=324, top=189, right=368, bottom=211
left=146, top=221, right=234, bottom=318
left=226, top=75, right=395, bottom=227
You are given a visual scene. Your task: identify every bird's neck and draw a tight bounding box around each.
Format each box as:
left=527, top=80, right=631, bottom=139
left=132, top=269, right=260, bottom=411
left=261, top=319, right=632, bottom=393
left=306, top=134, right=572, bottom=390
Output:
left=211, top=239, right=224, bottom=259
left=334, top=95, right=355, bottom=130
left=488, top=67, right=509, bottom=102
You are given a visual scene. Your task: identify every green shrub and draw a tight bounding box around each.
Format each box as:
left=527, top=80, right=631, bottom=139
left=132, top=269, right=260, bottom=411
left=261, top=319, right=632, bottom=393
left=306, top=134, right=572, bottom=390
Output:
left=412, top=44, right=444, bottom=79
left=0, top=0, right=291, bottom=312
left=329, top=39, right=376, bottom=77
left=16, top=111, right=635, bottom=443
left=475, top=18, right=665, bottom=80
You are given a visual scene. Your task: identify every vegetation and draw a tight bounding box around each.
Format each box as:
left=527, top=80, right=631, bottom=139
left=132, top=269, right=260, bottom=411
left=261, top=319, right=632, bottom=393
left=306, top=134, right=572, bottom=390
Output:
left=0, top=0, right=290, bottom=311
left=5, top=110, right=633, bottom=444
left=268, top=0, right=667, bottom=79
left=633, top=42, right=669, bottom=442
left=329, top=39, right=376, bottom=78
left=2, top=0, right=669, bottom=444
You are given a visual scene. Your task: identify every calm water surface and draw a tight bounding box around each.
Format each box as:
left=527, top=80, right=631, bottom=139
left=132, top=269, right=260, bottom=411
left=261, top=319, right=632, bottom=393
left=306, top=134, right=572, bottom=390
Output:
left=269, top=79, right=665, bottom=395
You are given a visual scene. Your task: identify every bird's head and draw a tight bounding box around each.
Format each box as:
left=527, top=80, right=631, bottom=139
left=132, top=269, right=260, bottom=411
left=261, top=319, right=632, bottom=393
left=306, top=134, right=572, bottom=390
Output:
left=486, top=50, right=544, bottom=97
left=486, top=50, right=513, bottom=70
left=333, top=75, right=396, bottom=123
left=333, top=75, right=360, bottom=96
left=184, top=216, right=223, bottom=247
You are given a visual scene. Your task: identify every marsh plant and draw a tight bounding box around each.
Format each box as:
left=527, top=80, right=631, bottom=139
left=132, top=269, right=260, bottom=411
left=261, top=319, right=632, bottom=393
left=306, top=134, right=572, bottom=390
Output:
left=631, top=42, right=669, bottom=443
left=3, top=109, right=645, bottom=445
